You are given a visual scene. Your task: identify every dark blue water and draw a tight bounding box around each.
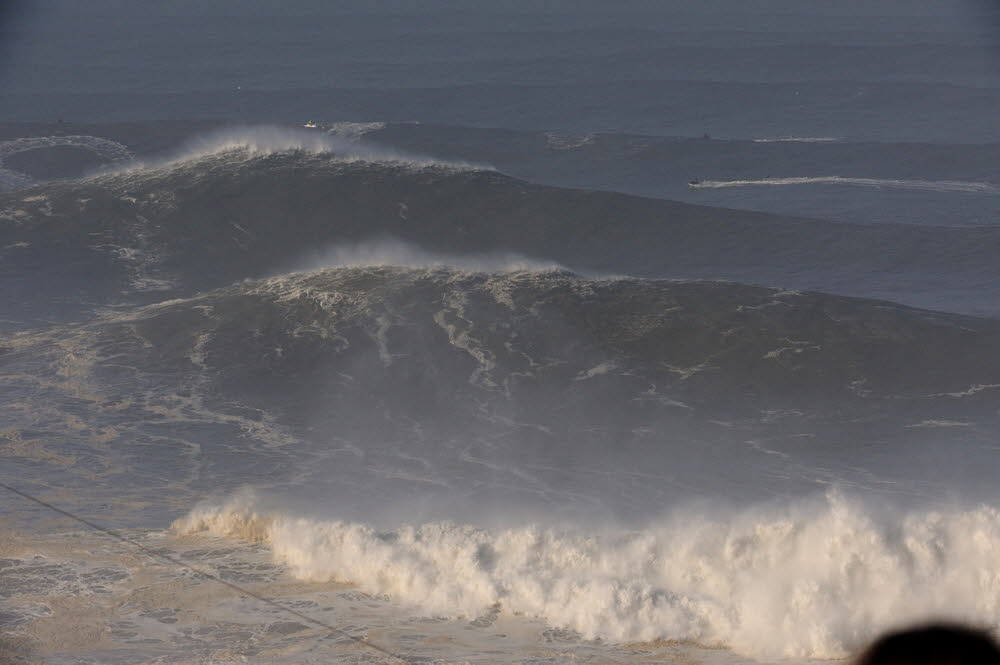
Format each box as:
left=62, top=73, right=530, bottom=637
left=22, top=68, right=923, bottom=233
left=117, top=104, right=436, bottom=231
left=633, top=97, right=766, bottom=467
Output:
left=2, top=1, right=999, bottom=224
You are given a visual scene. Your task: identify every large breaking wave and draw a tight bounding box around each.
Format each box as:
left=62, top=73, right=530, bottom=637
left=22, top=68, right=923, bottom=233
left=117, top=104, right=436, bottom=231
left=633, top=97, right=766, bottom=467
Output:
left=6, top=143, right=1000, bottom=328
left=176, top=488, right=1000, bottom=660
left=6, top=264, right=999, bottom=521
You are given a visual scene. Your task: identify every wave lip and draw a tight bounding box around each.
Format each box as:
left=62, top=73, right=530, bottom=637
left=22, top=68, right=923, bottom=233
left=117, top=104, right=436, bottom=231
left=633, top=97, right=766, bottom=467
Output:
left=689, top=176, right=1000, bottom=194
left=175, top=489, right=1000, bottom=660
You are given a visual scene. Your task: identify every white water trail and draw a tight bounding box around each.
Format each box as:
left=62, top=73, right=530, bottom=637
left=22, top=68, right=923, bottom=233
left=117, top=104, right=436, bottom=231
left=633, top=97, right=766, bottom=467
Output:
left=751, top=137, right=840, bottom=143
left=689, top=176, right=1000, bottom=194
left=175, top=488, right=1000, bottom=660
left=0, top=135, right=135, bottom=191
left=324, top=121, right=388, bottom=141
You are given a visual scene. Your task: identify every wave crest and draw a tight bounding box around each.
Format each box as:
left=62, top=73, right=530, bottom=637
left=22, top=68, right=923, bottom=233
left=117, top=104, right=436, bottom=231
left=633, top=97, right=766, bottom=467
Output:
left=105, top=125, right=491, bottom=178
left=174, top=489, right=1000, bottom=660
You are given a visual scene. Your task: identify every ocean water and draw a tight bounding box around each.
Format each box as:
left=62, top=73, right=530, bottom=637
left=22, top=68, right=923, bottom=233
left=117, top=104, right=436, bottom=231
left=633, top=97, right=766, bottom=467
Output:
left=2, top=2, right=1000, bottom=664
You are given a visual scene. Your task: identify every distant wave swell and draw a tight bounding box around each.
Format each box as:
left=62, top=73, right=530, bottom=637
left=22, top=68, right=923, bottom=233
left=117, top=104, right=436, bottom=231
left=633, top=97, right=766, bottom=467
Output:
left=175, top=489, right=1000, bottom=660
left=751, top=137, right=840, bottom=143
left=689, top=176, right=1000, bottom=194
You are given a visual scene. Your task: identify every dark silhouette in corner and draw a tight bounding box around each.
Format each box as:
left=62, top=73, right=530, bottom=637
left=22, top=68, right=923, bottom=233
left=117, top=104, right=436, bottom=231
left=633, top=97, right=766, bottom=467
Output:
left=857, top=624, right=1000, bottom=665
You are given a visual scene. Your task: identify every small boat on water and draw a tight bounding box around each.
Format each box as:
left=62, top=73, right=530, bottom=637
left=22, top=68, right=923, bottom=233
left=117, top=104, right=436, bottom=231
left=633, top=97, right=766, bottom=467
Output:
left=303, top=121, right=319, bottom=129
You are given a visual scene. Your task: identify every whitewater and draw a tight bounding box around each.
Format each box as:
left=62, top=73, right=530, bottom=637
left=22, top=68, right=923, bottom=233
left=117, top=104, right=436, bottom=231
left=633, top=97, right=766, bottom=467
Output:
left=174, top=489, right=1000, bottom=660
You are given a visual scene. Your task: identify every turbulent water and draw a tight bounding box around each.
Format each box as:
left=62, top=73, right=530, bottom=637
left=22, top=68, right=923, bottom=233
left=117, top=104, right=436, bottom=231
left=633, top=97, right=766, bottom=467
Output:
left=174, top=490, right=1000, bottom=659
left=2, top=3, right=1000, bottom=664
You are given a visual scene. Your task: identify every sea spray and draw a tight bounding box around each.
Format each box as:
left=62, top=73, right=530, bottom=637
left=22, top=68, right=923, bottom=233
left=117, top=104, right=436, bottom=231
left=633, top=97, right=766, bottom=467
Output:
left=174, top=488, right=1000, bottom=659
left=294, top=238, right=565, bottom=275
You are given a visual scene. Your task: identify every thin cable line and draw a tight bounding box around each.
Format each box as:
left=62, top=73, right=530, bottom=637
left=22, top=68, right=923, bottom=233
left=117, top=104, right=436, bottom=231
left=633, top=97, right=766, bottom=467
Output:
left=0, top=480, right=411, bottom=664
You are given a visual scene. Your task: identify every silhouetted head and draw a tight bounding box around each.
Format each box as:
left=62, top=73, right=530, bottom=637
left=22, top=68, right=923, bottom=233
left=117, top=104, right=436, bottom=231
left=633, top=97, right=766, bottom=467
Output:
left=856, top=624, right=1000, bottom=665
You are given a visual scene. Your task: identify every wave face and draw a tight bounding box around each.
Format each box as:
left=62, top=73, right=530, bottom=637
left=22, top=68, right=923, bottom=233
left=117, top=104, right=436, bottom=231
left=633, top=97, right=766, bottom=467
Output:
left=4, top=266, right=1000, bottom=527
left=331, top=121, right=1000, bottom=228
left=4, top=140, right=1000, bottom=331
left=175, top=488, right=1000, bottom=660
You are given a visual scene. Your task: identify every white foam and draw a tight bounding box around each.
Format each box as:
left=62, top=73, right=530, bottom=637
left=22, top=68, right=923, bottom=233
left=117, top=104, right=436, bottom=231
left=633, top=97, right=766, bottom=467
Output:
left=175, top=489, right=1000, bottom=660
left=905, top=420, right=971, bottom=428
left=689, top=176, right=1000, bottom=194
left=544, top=132, right=596, bottom=150
left=325, top=121, right=388, bottom=141
left=934, top=384, right=1000, bottom=398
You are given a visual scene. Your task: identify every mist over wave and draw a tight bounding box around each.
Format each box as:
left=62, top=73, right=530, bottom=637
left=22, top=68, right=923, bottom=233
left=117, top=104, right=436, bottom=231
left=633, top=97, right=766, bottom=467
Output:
left=176, top=488, right=1000, bottom=660
left=9, top=264, right=999, bottom=525
left=296, top=238, right=564, bottom=274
